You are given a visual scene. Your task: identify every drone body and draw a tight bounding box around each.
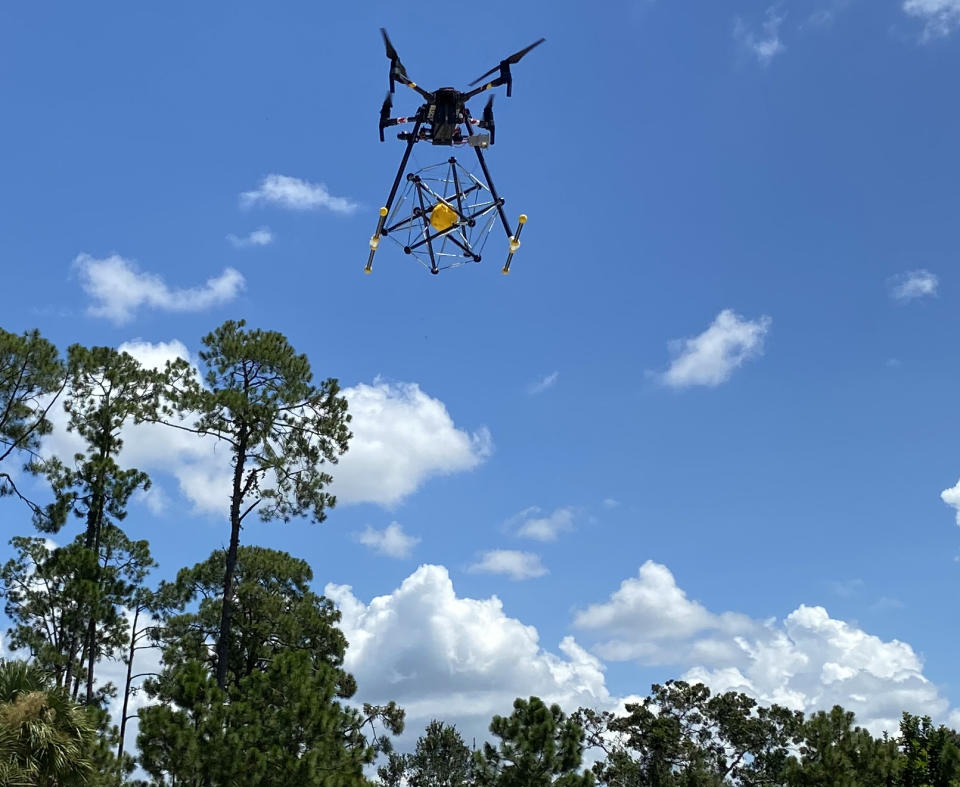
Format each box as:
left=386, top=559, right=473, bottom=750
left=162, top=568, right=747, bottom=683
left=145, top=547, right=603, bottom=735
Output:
left=365, top=29, right=544, bottom=275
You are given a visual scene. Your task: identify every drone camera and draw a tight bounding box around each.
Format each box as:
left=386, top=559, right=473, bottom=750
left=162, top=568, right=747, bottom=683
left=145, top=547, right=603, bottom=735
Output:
left=467, top=133, right=490, bottom=149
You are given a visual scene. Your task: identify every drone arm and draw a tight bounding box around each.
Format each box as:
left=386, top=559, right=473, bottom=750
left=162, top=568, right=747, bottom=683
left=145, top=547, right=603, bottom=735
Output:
left=462, top=75, right=507, bottom=101
left=391, top=70, right=433, bottom=100
left=466, top=38, right=543, bottom=98
left=379, top=115, right=411, bottom=142
left=381, top=28, right=433, bottom=100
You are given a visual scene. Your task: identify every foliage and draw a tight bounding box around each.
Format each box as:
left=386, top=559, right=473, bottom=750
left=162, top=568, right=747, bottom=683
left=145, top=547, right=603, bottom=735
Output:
left=476, top=696, right=593, bottom=787
left=165, top=319, right=352, bottom=689
left=137, top=546, right=399, bottom=786
left=897, top=712, right=960, bottom=787
left=182, top=319, right=352, bottom=527
left=785, top=705, right=901, bottom=785
left=27, top=345, right=165, bottom=703
left=1, top=531, right=154, bottom=703
left=0, top=327, right=65, bottom=520
left=31, top=344, right=170, bottom=535
left=0, top=659, right=100, bottom=786
left=378, top=719, right=474, bottom=787
left=409, top=720, right=475, bottom=787
left=578, top=680, right=803, bottom=786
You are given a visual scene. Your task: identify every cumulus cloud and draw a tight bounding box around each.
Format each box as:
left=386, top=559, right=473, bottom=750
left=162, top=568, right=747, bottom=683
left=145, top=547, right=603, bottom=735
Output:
left=469, top=550, right=548, bottom=580
left=40, top=345, right=488, bottom=515
left=241, top=174, right=359, bottom=215
left=574, top=561, right=753, bottom=662
left=889, top=269, right=939, bottom=301
left=528, top=372, right=559, bottom=395
left=734, top=6, right=786, bottom=66
left=903, top=0, right=960, bottom=38
left=661, top=309, right=771, bottom=388
left=74, top=254, right=244, bottom=325
left=508, top=506, right=575, bottom=542
left=354, top=522, right=420, bottom=558
left=325, top=565, right=614, bottom=745
left=333, top=380, right=492, bottom=507
left=226, top=227, right=273, bottom=248
left=120, top=339, right=193, bottom=370
left=941, top=479, right=960, bottom=524
left=575, top=561, right=954, bottom=735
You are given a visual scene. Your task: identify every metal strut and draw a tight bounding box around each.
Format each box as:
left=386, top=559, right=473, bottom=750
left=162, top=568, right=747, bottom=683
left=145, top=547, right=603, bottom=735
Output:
left=462, top=110, right=527, bottom=273
left=366, top=118, right=422, bottom=274
left=462, top=110, right=512, bottom=239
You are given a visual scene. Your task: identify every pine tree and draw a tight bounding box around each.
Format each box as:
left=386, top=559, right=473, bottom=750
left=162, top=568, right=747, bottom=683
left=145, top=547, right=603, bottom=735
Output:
left=0, top=327, right=65, bottom=521
left=476, top=696, right=593, bottom=787
left=138, top=547, right=397, bottom=786
left=164, top=320, right=351, bottom=690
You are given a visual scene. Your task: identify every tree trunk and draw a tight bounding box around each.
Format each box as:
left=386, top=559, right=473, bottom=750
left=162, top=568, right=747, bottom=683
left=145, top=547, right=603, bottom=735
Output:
left=216, top=425, right=248, bottom=690
left=117, top=603, right=141, bottom=763
left=83, top=445, right=109, bottom=704
left=85, top=524, right=112, bottom=705
left=70, top=636, right=86, bottom=700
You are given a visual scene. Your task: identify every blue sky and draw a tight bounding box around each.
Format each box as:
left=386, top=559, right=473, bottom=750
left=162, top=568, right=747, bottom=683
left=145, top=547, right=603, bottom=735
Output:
left=3, top=0, right=960, bottom=750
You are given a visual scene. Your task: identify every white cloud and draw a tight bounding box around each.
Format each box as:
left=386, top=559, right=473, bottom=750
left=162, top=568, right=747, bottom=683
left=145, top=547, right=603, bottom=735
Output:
left=326, top=565, right=614, bottom=746
left=734, top=6, right=786, bottom=66
left=120, top=339, right=193, bottom=370
left=602, top=498, right=620, bottom=509
left=574, top=561, right=753, bottom=661
left=226, top=227, right=274, bottom=248
left=41, top=347, right=488, bottom=516
left=528, top=371, right=559, bottom=395
left=469, top=550, right=548, bottom=580
left=889, top=269, right=939, bottom=301
left=134, top=484, right=170, bottom=516
left=508, top=506, right=575, bottom=542
left=575, top=561, right=955, bottom=735
left=904, top=0, right=960, bottom=38
left=661, top=309, right=771, bottom=388
left=941, top=479, right=960, bottom=524
left=240, top=174, right=359, bottom=215
left=355, top=522, right=420, bottom=558
left=74, top=254, right=244, bottom=325
left=333, top=380, right=492, bottom=507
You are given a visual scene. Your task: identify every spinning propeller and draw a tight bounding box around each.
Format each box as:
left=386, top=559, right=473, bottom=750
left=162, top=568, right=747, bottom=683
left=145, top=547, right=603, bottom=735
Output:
left=481, top=95, right=495, bottom=145
left=379, top=93, right=392, bottom=142
left=381, top=28, right=408, bottom=93
left=469, top=38, right=545, bottom=97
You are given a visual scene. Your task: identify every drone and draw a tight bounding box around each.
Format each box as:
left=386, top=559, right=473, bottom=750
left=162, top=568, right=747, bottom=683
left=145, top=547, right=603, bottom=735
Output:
left=365, top=28, right=544, bottom=275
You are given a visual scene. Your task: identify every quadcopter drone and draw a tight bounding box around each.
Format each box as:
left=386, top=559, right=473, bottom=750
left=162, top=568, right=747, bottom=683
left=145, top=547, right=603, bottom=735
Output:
left=365, top=28, right=544, bottom=275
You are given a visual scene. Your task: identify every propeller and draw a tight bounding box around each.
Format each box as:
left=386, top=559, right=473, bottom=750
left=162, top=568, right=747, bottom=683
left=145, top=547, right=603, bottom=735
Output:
left=379, top=93, right=392, bottom=142
left=380, top=28, right=408, bottom=93
left=481, top=95, right=495, bottom=145
left=469, top=38, right=545, bottom=97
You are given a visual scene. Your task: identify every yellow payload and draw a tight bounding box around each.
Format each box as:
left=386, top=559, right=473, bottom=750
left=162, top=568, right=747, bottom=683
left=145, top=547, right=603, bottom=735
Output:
left=429, top=201, right=457, bottom=232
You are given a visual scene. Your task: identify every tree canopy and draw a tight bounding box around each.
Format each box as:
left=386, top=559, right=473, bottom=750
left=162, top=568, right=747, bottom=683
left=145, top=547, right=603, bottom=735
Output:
left=3, top=323, right=959, bottom=787
left=137, top=546, right=396, bottom=786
